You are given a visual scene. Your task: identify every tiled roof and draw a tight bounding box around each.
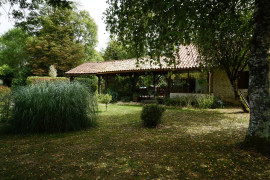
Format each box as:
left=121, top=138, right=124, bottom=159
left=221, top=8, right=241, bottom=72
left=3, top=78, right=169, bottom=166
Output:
left=66, top=45, right=200, bottom=75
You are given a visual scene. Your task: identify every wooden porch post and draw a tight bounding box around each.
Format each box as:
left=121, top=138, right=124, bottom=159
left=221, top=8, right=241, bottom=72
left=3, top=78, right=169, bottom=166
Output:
left=166, top=74, right=171, bottom=98
left=69, top=76, right=74, bottom=82
left=187, top=70, right=190, bottom=93
left=105, top=74, right=109, bottom=91
left=153, top=73, right=157, bottom=97
left=98, top=75, right=101, bottom=94
left=208, top=71, right=212, bottom=94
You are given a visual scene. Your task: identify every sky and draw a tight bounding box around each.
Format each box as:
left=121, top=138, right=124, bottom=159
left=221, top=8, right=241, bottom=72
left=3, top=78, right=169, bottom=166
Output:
left=0, top=0, right=110, bottom=51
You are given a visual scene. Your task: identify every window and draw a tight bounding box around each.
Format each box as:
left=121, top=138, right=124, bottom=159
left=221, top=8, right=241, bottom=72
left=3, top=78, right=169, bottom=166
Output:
left=171, top=71, right=208, bottom=93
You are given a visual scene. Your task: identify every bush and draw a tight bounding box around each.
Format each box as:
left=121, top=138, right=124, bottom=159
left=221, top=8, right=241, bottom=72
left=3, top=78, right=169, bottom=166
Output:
left=98, top=94, right=112, bottom=111
left=26, top=76, right=69, bottom=85
left=74, top=77, right=98, bottom=93
left=196, top=95, right=217, bottom=109
left=7, top=81, right=98, bottom=133
left=0, top=86, right=12, bottom=122
left=163, top=96, right=186, bottom=107
left=141, top=104, right=166, bottom=128
left=106, top=88, right=119, bottom=102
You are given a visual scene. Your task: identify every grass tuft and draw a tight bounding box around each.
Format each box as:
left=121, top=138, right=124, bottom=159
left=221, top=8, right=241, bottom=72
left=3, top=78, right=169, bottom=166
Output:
left=6, top=81, right=98, bottom=133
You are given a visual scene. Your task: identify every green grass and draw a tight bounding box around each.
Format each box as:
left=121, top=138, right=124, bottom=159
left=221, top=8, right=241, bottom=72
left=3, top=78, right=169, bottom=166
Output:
left=0, top=104, right=269, bottom=179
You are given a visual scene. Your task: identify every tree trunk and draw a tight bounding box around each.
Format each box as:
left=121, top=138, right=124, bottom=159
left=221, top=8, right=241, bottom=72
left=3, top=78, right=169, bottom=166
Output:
left=230, top=79, right=239, bottom=100
left=245, top=0, right=270, bottom=151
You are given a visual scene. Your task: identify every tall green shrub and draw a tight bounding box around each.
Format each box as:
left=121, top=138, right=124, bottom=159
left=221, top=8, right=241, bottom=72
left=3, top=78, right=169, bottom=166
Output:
left=0, top=86, right=12, bottom=122
left=196, top=95, right=217, bottom=109
left=26, top=76, right=69, bottom=85
left=74, top=77, right=98, bottom=93
left=141, top=104, right=166, bottom=128
left=8, top=81, right=97, bottom=133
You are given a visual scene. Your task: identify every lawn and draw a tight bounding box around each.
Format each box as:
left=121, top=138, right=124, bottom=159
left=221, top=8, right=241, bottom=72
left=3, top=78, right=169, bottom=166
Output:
left=0, top=104, right=269, bottom=179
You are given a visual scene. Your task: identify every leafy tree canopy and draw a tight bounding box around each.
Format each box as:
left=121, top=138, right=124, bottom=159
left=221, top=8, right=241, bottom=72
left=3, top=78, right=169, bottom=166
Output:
left=102, top=38, right=137, bottom=61
left=15, top=3, right=100, bottom=62
left=2, top=0, right=71, bottom=20
left=105, top=0, right=253, bottom=59
left=0, top=28, right=30, bottom=69
left=25, top=7, right=84, bottom=76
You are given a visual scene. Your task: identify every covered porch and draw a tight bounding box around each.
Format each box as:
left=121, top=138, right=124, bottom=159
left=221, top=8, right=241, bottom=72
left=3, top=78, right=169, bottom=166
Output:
left=66, top=45, right=212, bottom=101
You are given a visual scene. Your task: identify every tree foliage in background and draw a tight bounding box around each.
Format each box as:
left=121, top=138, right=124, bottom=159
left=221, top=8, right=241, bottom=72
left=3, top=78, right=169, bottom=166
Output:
left=71, top=9, right=101, bottom=62
left=15, top=3, right=101, bottom=62
left=193, top=1, right=253, bottom=99
left=0, top=28, right=30, bottom=68
left=102, top=39, right=137, bottom=61
left=25, top=7, right=84, bottom=76
left=1, top=0, right=71, bottom=20
left=105, top=0, right=270, bottom=151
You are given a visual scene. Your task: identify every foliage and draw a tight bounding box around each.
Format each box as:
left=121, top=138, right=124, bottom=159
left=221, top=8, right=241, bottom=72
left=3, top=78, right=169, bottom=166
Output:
left=71, top=8, right=99, bottom=62
left=141, top=104, right=165, bottom=128
left=162, top=95, right=220, bottom=109
left=193, top=1, right=253, bottom=98
left=105, top=88, right=119, bottom=102
left=1, top=0, right=71, bottom=20
left=26, top=76, right=69, bottom=85
left=16, top=3, right=99, bottom=62
left=74, top=77, right=98, bottom=94
left=7, top=81, right=97, bottom=133
left=11, top=66, right=32, bottom=87
left=102, top=39, right=137, bottom=61
left=0, top=86, right=12, bottom=122
left=98, top=94, right=112, bottom=111
left=163, top=96, right=185, bottom=107
left=106, top=75, right=139, bottom=102
left=196, top=95, right=217, bottom=109
left=49, top=65, right=57, bottom=78
left=0, top=64, right=14, bottom=79
left=24, top=7, right=84, bottom=76
left=0, top=28, right=30, bottom=69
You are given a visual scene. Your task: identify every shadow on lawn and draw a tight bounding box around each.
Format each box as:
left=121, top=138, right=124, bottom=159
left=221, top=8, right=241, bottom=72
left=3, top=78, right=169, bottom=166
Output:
left=0, top=106, right=269, bottom=179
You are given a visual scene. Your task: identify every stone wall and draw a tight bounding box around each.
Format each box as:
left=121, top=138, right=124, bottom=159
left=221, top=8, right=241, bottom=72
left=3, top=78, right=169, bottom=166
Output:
left=212, top=69, right=236, bottom=103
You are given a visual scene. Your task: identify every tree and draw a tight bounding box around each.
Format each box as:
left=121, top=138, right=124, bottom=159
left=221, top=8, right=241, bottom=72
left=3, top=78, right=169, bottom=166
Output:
left=105, top=0, right=270, bottom=151
left=193, top=1, right=253, bottom=99
left=1, top=0, right=71, bottom=20
left=102, top=39, right=137, bottom=61
left=15, top=3, right=100, bottom=62
left=71, top=9, right=99, bottom=62
left=0, top=28, right=30, bottom=68
left=245, top=0, right=270, bottom=152
left=25, top=7, right=84, bottom=76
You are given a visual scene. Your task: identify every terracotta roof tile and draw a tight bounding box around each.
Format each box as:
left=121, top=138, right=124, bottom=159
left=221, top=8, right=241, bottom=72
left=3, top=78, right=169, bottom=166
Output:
left=66, top=45, right=200, bottom=75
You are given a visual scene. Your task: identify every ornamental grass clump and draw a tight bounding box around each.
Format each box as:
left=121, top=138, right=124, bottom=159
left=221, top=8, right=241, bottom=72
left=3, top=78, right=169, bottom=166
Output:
left=141, top=104, right=166, bottom=128
left=9, top=81, right=98, bottom=133
left=0, top=86, right=12, bottom=122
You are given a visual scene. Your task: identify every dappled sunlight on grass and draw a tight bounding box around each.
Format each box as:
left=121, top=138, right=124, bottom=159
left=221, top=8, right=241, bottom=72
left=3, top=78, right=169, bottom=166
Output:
left=0, top=104, right=269, bottom=179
